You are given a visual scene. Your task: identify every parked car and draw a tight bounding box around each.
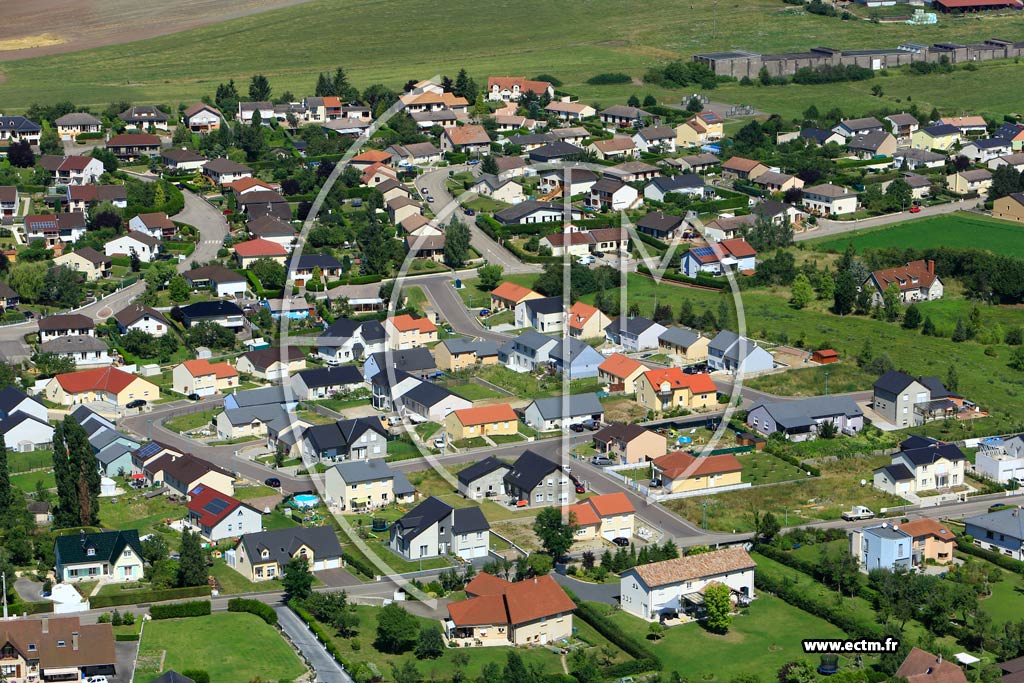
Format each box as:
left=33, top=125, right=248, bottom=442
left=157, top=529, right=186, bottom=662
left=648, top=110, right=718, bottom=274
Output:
left=187, top=393, right=201, bottom=401
left=427, top=196, right=435, bottom=203
left=577, top=255, right=595, bottom=266
left=125, top=399, right=147, bottom=409
left=649, top=478, right=662, bottom=488
left=467, top=159, right=480, bottom=166
left=465, top=208, right=476, bottom=216
left=611, top=537, right=630, bottom=547
left=22, top=310, right=34, bottom=319
left=582, top=418, right=601, bottom=431
left=433, top=437, right=446, bottom=449
left=569, top=423, right=586, bottom=433
left=264, top=477, right=281, bottom=488
left=574, top=482, right=586, bottom=494
left=591, top=456, right=613, bottom=466
left=478, top=308, right=490, bottom=317
left=909, top=206, right=921, bottom=213
left=841, top=506, right=875, bottom=521
left=86, top=676, right=109, bottom=683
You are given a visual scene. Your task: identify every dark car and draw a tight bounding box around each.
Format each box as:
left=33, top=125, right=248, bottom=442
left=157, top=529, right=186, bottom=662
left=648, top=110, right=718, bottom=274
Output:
left=582, top=418, right=601, bottom=431
left=569, top=423, right=586, bottom=433
left=611, top=537, right=630, bottom=547
left=683, top=364, right=708, bottom=375
left=187, top=393, right=201, bottom=401
left=125, top=399, right=147, bottom=409
left=22, top=310, right=34, bottom=319
left=464, top=208, right=476, bottom=216
left=265, top=477, right=282, bottom=488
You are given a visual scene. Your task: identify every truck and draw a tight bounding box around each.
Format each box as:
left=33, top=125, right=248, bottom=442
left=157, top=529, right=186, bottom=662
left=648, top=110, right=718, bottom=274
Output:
left=841, top=506, right=875, bottom=521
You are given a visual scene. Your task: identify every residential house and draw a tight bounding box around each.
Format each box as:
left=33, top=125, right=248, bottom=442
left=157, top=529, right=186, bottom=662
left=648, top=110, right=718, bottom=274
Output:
left=593, top=424, right=667, bottom=465
left=677, top=153, right=720, bottom=173
left=600, top=105, right=652, bottom=129
left=529, top=141, right=585, bottom=164
left=0, top=186, right=17, bottom=217
left=289, top=254, right=344, bottom=286
left=65, top=184, right=128, bottom=213
left=545, top=101, right=596, bottom=121
left=911, top=123, right=960, bottom=151
left=871, top=370, right=962, bottom=428
left=37, top=314, right=94, bottom=342
left=567, top=302, right=611, bottom=340
left=851, top=518, right=954, bottom=572
left=233, top=238, right=288, bottom=268
left=487, top=77, right=554, bottom=101
left=680, top=239, right=757, bottom=278
left=975, top=434, right=1024, bottom=483
left=620, top=546, right=755, bottom=620
left=55, top=112, right=103, bottom=139
left=39, top=336, right=111, bottom=369
left=633, top=126, right=677, bottom=153
left=802, top=184, right=859, bottom=216
left=160, top=148, right=207, bottom=171
left=435, top=338, right=499, bottom=372
left=317, top=318, right=386, bottom=364
left=385, top=314, right=438, bottom=349
left=653, top=451, right=743, bottom=495
left=180, top=300, right=245, bottom=330
left=325, top=458, right=415, bottom=510
left=0, top=615, right=117, bottom=681
left=989, top=152, right=1024, bottom=172
left=947, top=168, right=993, bottom=195
left=471, top=174, right=524, bottom=204
left=636, top=212, right=685, bottom=240
left=746, top=396, right=864, bottom=441
left=171, top=359, right=238, bottom=397
left=644, top=174, right=706, bottom=202
left=675, top=111, right=724, bottom=147
left=605, top=316, right=666, bottom=352
left=965, top=507, right=1024, bottom=561
left=589, top=226, right=629, bottom=253
left=235, top=346, right=305, bottom=382
left=24, top=212, right=87, bottom=245
left=548, top=337, right=605, bottom=379
left=303, top=417, right=389, bottom=463
left=873, top=435, right=966, bottom=496
left=364, top=348, right=438, bottom=381
left=53, top=156, right=105, bottom=186
left=114, top=304, right=170, bottom=337
left=893, top=148, right=947, bottom=170
left=0, top=115, right=41, bottom=144
left=0, top=403, right=53, bottom=453
left=118, top=105, right=169, bottom=130
left=888, top=172, right=932, bottom=201
left=503, top=449, right=577, bottom=506
left=235, top=190, right=291, bottom=221
left=0, top=282, right=17, bottom=311
left=993, top=192, right=1024, bottom=222
left=597, top=353, right=649, bottom=394
left=445, top=404, right=519, bottom=442
left=227, top=177, right=279, bottom=195
left=539, top=231, right=594, bottom=257
left=457, top=457, right=513, bottom=500
left=895, top=648, right=967, bottom=683
left=399, top=381, right=472, bottom=423
left=441, top=125, right=492, bottom=155
left=847, top=131, right=898, bottom=159
left=864, top=259, right=943, bottom=307
left=885, top=113, right=920, bottom=142
left=490, top=281, right=543, bottom=311
left=751, top=171, right=803, bottom=194
left=387, top=196, right=422, bottom=225
left=800, top=127, right=845, bottom=147
left=941, top=115, right=987, bottom=137
left=387, top=141, right=442, bottom=165
left=636, top=368, right=717, bottom=413
left=105, top=133, right=161, bottom=160
left=658, top=327, right=709, bottom=364
left=568, top=492, right=636, bottom=542
left=203, top=158, right=253, bottom=185
left=144, top=451, right=235, bottom=496
left=494, top=200, right=582, bottom=225
left=445, top=574, right=576, bottom=647
left=183, top=103, right=223, bottom=133
left=587, top=178, right=639, bottom=211
left=604, top=161, right=660, bottom=184
left=522, top=393, right=604, bottom=432
left=390, top=496, right=490, bottom=561
left=707, top=330, right=774, bottom=375
left=184, top=264, right=248, bottom=298
left=186, top=485, right=261, bottom=542
left=721, top=157, right=769, bottom=181
left=961, top=138, right=1012, bottom=163
left=588, top=137, right=638, bottom=161
left=228, top=526, right=343, bottom=582
left=504, top=331, right=559, bottom=373
left=56, top=530, right=143, bottom=584
left=289, top=365, right=363, bottom=400
left=104, top=231, right=161, bottom=262
left=833, top=117, right=885, bottom=139
left=515, top=297, right=564, bottom=334
left=411, top=110, right=457, bottom=130
left=128, top=212, right=176, bottom=239
left=246, top=215, right=295, bottom=249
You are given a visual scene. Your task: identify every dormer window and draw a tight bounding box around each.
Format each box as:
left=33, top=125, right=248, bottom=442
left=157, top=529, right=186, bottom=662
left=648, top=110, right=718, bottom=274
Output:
left=27, top=643, right=36, bottom=652
left=261, top=549, right=270, bottom=559
left=86, top=547, right=95, bottom=557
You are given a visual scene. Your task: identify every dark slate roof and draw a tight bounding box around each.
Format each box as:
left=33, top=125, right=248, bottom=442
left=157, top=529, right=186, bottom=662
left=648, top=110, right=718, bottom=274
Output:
left=394, top=496, right=452, bottom=540
left=900, top=442, right=965, bottom=467
left=873, top=369, right=917, bottom=394
left=752, top=396, right=863, bottom=430
left=453, top=506, right=490, bottom=534
left=440, top=338, right=499, bottom=358
left=180, top=300, right=244, bottom=320
left=922, top=123, right=960, bottom=136
left=649, top=174, right=705, bottom=192
left=292, top=253, right=343, bottom=270
left=306, top=417, right=386, bottom=453
left=880, top=463, right=914, bottom=481
left=801, top=128, right=838, bottom=144
left=369, top=348, right=436, bottom=374
left=239, top=526, right=343, bottom=569
left=529, top=392, right=603, bottom=420
left=659, top=327, right=701, bottom=348
left=0, top=411, right=49, bottom=437
left=548, top=337, right=601, bottom=363
left=402, top=380, right=464, bottom=408
left=96, top=443, right=134, bottom=467
left=529, top=141, right=584, bottom=161
left=151, top=672, right=196, bottom=683
left=611, top=316, right=661, bottom=336
left=964, top=507, right=1024, bottom=541
left=504, top=450, right=560, bottom=492
left=919, top=376, right=952, bottom=399
left=900, top=435, right=936, bottom=451
left=513, top=330, right=559, bottom=353
left=637, top=212, right=684, bottom=232
left=524, top=296, right=564, bottom=316
left=457, top=456, right=512, bottom=485
left=494, top=200, right=567, bottom=224
left=332, top=458, right=399, bottom=484
left=0, top=385, right=45, bottom=417
left=295, top=365, right=363, bottom=389
left=56, top=530, right=142, bottom=566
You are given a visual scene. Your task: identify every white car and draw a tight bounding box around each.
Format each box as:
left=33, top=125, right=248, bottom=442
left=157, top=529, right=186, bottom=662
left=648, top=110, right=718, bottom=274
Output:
left=433, top=437, right=446, bottom=449
left=577, top=255, right=595, bottom=265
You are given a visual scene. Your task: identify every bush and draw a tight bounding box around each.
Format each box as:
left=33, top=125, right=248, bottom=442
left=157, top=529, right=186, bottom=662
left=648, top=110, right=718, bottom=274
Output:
left=342, top=551, right=377, bottom=579
left=182, top=671, right=211, bottom=683
left=573, top=600, right=660, bottom=672
left=289, top=599, right=354, bottom=670
left=115, top=633, right=140, bottom=642
left=227, top=597, right=278, bottom=625
left=956, top=537, right=1024, bottom=573
left=90, top=585, right=211, bottom=609
left=586, top=72, right=632, bottom=85
left=149, top=600, right=212, bottom=620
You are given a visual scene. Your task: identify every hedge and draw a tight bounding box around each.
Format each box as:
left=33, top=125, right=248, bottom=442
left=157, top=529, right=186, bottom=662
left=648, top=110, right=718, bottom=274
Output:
left=766, top=445, right=822, bottom=477
left=634, top=232, right=669, bottom=252
left=11, top=601, right=53, bottom=615
left=92, top=585, right=211, bottom=609
left=115, top=633, right=140, bottom=641
left=636, top=265, right=728, bottom=290
left=956, top=537, right=1024, bottom=573
left=342, top=551, right=377, bottom=579
left=227, top=597, right=277, bottom=625
left=149, top=600, right=212, bottom=620
left=755, top=543, right=878, bottom=605
left=572, top=600, right=660, bottom=674
left=75, top=132, right=104, bottom=142
left=288, top=599, right=355, bottom=669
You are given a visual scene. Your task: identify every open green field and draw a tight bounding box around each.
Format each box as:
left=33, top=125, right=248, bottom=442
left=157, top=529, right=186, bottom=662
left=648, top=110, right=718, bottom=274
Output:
left=135, top=613, right=306, bottom=683
left=11, top=470, right=55, bottom=493
left=98, top=493, right=184, bottom=536
left=745, top=362, right=870, bottom=397
left=807, top=212, right=1024, bottom=255
left=6, top=0, right=1024, bottom=112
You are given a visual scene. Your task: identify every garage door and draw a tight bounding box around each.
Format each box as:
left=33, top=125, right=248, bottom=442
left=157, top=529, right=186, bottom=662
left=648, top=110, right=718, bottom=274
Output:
left=313, top=558, right=342, bottom=571
left=471, top=545, right=486, bottom=558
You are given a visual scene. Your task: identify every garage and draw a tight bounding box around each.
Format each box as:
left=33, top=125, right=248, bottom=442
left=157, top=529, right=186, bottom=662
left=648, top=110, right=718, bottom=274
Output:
left=313, top=557, right=342, bottom=571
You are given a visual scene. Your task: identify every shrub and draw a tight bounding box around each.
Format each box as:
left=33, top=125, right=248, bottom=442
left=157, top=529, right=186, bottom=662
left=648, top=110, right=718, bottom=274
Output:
left=586, top=72, right=632, bottom=85
left=227, top=597, right=278, bottom=625
left=754, top=567, right=881, bottom=639
left=90, top=585, right=210, bottom=609
left=115, top=633, right=140, bottom=642
left=572, top=601, right=660, bottom=671
left=149, top=600, right=211, bottom=620
left=182, top=671, right=211, bottom=683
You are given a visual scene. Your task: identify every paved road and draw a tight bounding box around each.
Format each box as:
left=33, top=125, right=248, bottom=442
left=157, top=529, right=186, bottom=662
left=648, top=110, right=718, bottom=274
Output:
left=554, top=573, right=618, bottom=606
left=276, top=604, right=354, bottom=683
left=796, top=199, right=977, bottom=242
left=416, top=273, right=514, bottom=343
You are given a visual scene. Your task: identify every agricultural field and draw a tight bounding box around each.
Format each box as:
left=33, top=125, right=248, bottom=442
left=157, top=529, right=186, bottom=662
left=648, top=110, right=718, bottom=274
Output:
left=806, top=212, right=1024, bottom=255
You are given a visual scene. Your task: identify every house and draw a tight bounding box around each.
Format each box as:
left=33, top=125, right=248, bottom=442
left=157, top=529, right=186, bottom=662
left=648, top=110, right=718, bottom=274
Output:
left=605, top=316, right=666, bottom=352
left=444, top=574, right=576, bottom=647
left=503, top=449, right=577, bottom=506
left=55, top=112, right=103, bottom=139
left=589, top=226, right=629, bottom=253
left=637, top=212, right=685, bottom=240
left=487, top=77, right=554, bottom=101
left=0, top=386, right=49, bottom=427
left=385, top=314, right=437, bottom=349
left=644, top=174, right=706, bottom=202
left=128, top=212, right=176, bottom=239
left=539, top=231, right=594, bottom=257
left=203, top=158, right=253, bottom=185
left=600, top=105, right=652, bottom=129
left=65, top=184, right=128, bottom=214
left=364, top=348, right=438, bottom=381
left=658, top=327, right=709, bottom=364
left=504, top=331, right=559, bottom=373
left=105, top=133, right=161, bottom=159
left=399, top=381, right=472, bottom=423
left=289, top=365, right=363, bottom=400
left=546, top=101, right=596, bottom=121
left=183, top=103, right=223, bottom=133
left=216, top=403, right=304, bottom=442
left=961, top=138, right=1012, bottom=163
left=721, top=157, right=769, bottom=181
left=871, top=370, right=964, bottom=428
left=28, top=500, right=52, bottom=525
left=0, top=186, right=17, bottom=217
left=289, top=254, right=344, bottom=286
left=495, top=155, right=531, bottom=178
left=893, top=148, right=947, bottom=170
left=445, top=404, right=519, bottom=442
left=635, top=369, right=718, bottom=413
left=850, top=519, right=954, bottom=572
left=593, top=424, right=667, bottom=465
left=847, top=131, right=897, bottom=159
left=0, top=615, right=117, bottom=681
left=633, top=126, right=677, bottom=153
left=37, top=313, right=94, bottom=341
left=653, top=450, right=743, bottom=495
left=522, top=393, right=604, bottom=432
left=39, top=335, right=112, bottom=369
left=227, top=177, right=279, bottom=195
left=180, top=300, right=245, bottom=330
left=873, top=435, right=966, bottom=496
left=118, top=105, right=169, bottom=130
left=800, top=128, right=845, bottom=147
left=947, top=168, right=993, bottom=195
left=707, top=330, right=774, bottom=375
left=567, top=302, right=611, bottom=340
left=386, top=196, right=422, bottom=225
left=472, top=174, right=525, bottom=204
left=370, top=368, right=423, bottom=413
left=941, top=115, right=988, bottom=136
left=887, top=172, right=932, bottom=201
left=390, top=496, right=490, bottom=561
left=233, top=238, right=288, bottom=268
left=802, top=184, right=858, bottom=216
left=457, top=457, right=512, bottom=500
left=0, top=397, right=53, bottom=452
left=752, top=171, right=803, bottom=194
left=303, top=417, right=388, bottom=463
left=833, top=117, right=885, bottom=139
left=677, top=153, right=720, bottom=173
left=160, top=148, right=207, bottom=171
left=548, top=337, right=605, bottom=379
left=104, top=231, right=161, bottom=262
left=588, top=137, right=638, bottom=160
left=680, top=239, right=757, bottom=278
left=587, top=178, right=639, bottom=211
left=911, top=124, right=960, bottom=151
left=325, top=458, right=414, bottom=510
left=864, top=259, right=943, bottom=307
left=895, top=648, right=967, bottom=683
left=172, top=359, right=239, bottom=397
left=228, top=526, right=344, bottom=582
left=184, top=264, right=248, bottom=298
left=113, top=305, right=166, bottom=340
left=24, top=212, right=87, bottom=245
left=490, top=281, right=543, bottom=311
left=885, top=113, right=920, bottom=142
left=144, top=451, right=235, bottom=496
left=746, top=396, right=864, bottom=441
left=411, top=110, right=458, bottom=130
left=675, top=111, right=724, bottom=147
left=435, top=338, right=499, bottom=372
left=515, top=297, right=564, bottom=334
left=441, top=125, right=492, bottom=155
left=56, top=530, right=143, bottom=583
left=53, top=155, right=106, bottom=186
left=598, top=353, right=649, bottom=394
left=530, top=141, right=585, bottom=163
left=494, top=200, right=582, bottom=225
left=236, top=346, right=306, bottom=382
left=387, top=141, right=442, bottom=165
left=186, top=484, right=261, bottom=542
left=989, top=152, right=1024, bottom=172
left=568, top=492, right=636, bottom=543
left=317, top=318, right=386, bottom=364
left=993, top=192, right=1024, bottom=222
left=620, top=546, right=755, bottom=621
left=0, top=282, right=17, bottom=311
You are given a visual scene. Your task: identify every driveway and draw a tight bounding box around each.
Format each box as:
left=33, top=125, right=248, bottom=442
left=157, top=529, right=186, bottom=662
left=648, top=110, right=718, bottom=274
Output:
left=14, top=577, right=44, bottom=602
left=111, top=639, right=139, bottom=683
left=274, top=604, right=353, bottom=683
left=554, top=574, right=619, bottom=606
left=314, top=567, right=362, bottom=588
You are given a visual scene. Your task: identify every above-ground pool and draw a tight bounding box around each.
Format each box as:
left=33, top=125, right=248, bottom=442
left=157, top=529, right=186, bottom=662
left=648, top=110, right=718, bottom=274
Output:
left=677, top=436, right=692, bottom=445
left=292, top=494, right=319, bottom=509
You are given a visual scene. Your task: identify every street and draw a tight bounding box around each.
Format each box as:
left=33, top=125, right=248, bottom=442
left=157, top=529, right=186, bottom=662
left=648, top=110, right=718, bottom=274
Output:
left=796, top=198, right=977, bottom=242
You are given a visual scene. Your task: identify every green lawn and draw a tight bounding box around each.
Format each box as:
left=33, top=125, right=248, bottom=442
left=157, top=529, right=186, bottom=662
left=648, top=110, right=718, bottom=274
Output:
left=807, top=212, right=1024, bottom=255
left=98, top=494, right=185, bottom=536
left=745, top=361, right=870, bottom=397
left=8, top=449, right=53, bottom=473
left=208, top=558, right=282, bottom=595
left=11, top=470, right=55, bottom=494
left=414, top=421, right=442, bottom=441
left=163, top=409, right=217, bottom=434
left=739, top=450, right=808, bottom=486
left=135, top=612, right=305, bottom=683
left=444, top=381, right=502, bottom=401
left=232, top=485, right=278, bottom=500
left=455, top=274, right=538, bottom=310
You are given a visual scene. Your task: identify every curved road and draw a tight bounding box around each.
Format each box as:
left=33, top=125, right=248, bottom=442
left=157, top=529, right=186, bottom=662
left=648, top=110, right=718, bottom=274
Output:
left=796, top=198, right=978, bottom=242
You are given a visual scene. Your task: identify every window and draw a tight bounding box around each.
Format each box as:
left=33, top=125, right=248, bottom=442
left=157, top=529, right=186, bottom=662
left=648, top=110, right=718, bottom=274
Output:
left=86, top=547, right=95, bottom=557
left=124, top=549, right=132, bottom=557
left=57, top=641, right=66, bottom=648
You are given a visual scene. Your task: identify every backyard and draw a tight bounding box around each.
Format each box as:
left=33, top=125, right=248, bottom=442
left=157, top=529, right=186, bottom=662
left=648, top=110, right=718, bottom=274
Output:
left=98, top=492, right=184, bottom=536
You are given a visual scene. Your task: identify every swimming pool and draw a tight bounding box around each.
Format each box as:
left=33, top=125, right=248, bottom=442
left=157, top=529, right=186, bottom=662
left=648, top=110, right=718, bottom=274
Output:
left=292, top=494, right=319, bottom=509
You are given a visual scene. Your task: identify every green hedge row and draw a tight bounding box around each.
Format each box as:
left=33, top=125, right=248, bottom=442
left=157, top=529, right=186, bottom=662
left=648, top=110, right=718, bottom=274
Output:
left=115, top=633, right=140, bottom=642
left=342, top=551, right=377, bottom=579
left=636, top=265, right=727, bottom=290
left=227, top=598, right=277, bottom=625
left=11, top=601, right=54, bottom=615
left=766, top=446, right=822, bottom=477
left=92, top=585, right=211, bottom=609
left=244, top=269, right=283, bottom=299
left=572, top=600, right=660, bottom=674
left=288, top=599, right=355, bottom=669
left=75, top=132, right=104, bottom=142
left=149, top=600, right=211, bottom=620
left=956, top=537, right=1024, bottom=573
left=755, top=544, right=878, bottom=605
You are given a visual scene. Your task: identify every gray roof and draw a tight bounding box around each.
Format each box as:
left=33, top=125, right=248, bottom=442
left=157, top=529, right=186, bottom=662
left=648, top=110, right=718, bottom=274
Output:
left=39, top=335, right=109, bottom=355
left=549, top=337, right=602, bottom=364
left=873, top=370, right=919, bottom=395
left=524, top=296, right=564, bottom=316
left=494, top=200, right=568, bottom=224
left=333, top=458, right=400, bottom=484
left=394, top=496, right=452, bottom=541
left=96, top=443, right=134, bottom=467
left=453, top=506, right=490, bottom=534
left=659, top=327, right=702, bottom=348
left=239, top=526, right=343, bottom=569
left=457, top=456, right=511, bottom=486
left=965, top=507, right=1024, bottom=541
left=863, top=524, right=910, bottom=541
left=402, top=380, right=464, bottom=408
left=229, top=386, right=296, bottom=408
left=440, top=338, right=499, bottom=358
left=848, top=131, right=891, bottom=152
left=514, top=330, right=559, bottom=353
left=752, top=396, right=863, bottom=430
left=708, top=329, right=740, bottom=354
left=221, top=404, right=295, bottom=431
left=529, top=392, right=603, bottom=420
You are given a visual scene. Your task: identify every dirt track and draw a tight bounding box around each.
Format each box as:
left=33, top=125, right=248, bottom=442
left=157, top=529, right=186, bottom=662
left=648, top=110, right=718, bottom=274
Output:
left=0, top=0, right=318, bottom=61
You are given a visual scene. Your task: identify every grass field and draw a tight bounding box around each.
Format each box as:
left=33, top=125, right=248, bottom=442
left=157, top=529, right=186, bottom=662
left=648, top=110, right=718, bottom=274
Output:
left=163, top=409, right=217, bottom=434
left=806, top=212, right=1024, bottom=255
left=445, top=381, right=503, bottom=401
left=739, top=450, right=808, bottom=486
left=11, top=469, right=55, bottom=494
left=745, top=362, right=870, bottom=397
left=135, top=613, right=305, bottom=683
left=98, top=493, right=184, bottom=536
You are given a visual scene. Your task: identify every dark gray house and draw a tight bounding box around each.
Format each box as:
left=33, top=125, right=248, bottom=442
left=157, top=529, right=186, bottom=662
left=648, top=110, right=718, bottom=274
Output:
left=746, top=396, right=864, bottom=442
left=503, top=450, right=576, bottom=507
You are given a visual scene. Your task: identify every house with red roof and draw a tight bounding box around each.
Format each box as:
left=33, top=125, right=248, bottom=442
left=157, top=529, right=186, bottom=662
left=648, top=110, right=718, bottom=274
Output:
left=635, top=368, right=718, bottom=413
left=172, top=359, right=239, bottom=398
left=568, top=492, right=636, bottom=542
left=487, top=77, right=554, bottom=102
left=445, top=573, right=575, bottom=646
left=233, top=238, right=288, bottom=268
left=566, top=301, right=612, bottom=340
left=598, top=353, right=649, bottom=394
left=490, top=281, right=542, bottom=311
left=444, top=404, right=519, bottom=442
left=681, top=238, right=757, bottom=278
left=43, top=367, right=160, bottom=408
left=187, top=484, right=261, bottom=542
left=385, top=314, right=438, bottom=349
left=864, top=259, right=943, bottom=307
left=652, top=450, right=743, bottom=494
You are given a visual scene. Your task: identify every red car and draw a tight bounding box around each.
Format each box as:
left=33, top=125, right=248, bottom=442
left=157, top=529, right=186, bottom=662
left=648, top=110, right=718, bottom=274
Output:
left=909, top=206, right=921, bottom=213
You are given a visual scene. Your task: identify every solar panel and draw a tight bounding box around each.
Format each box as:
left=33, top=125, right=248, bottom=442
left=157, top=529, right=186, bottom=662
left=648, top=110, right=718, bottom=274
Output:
left=137, top=442, right=161, bottom=457
left=692, top=247, right=715, bottom=257
left=203, top=499, right=229, bottom=515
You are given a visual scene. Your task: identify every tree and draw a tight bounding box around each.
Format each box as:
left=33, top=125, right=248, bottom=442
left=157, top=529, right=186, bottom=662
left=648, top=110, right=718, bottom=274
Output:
left=480, top=154, right=499, bottom=175
left=817, top=420, right=838, bottom=439
left=0, top=434, right=13, bottom=515
left=922, top=315, right=937, bottom=336
left=8, top=261, right=48, bottom=303
left=790, top=273, right=813, bottom=309
left=777, top=661, right=817, bottom=683
left=627, top=94, right=641, bottom=108
left=249, top=74, right=272, bottom=102
left=249, top=257, right=287, bottom=291
left=375, top=602, right=419, bottom=654
left=7, top=140, right=34, bottom=168
left=1010, top=347, right=1024, bottom=371
left=477, top=263, right=503, bottom=291
left=532, top=507, right=578, bottom=559
left=391, top=660, right=422, bottom=683
left=453, top=69, right=478, bottom=103
left=282, top=555, right=314, bottom=599
left=569, top=651, right=602, bottom=683
left=34, top=352, right=75, bottom=377
left=882, top=283, right=901, bottom=321
left=38, top=127, right=62, bottom=156
left=946, top=364, right=959, bottom=393
left=817, top=271, right=835, bottom=301
left=502, top=650, right=538, bottom=683
left=414, top=624, right=444, bottom=659
left=832, top=270, right=857, bottom=315
left=647, top=622, right=665, bottom=641
left=177, top=529, right=207, bottom=588
left=704, top=582, right=732, bottom=633
left=754, top=511, right=781, bottom=543
left=952, top=318, right=968, bottom=342
left=215, top=79, right=241, bottom=115
left=141, top=534, right=169, bottom=564
left=51, top=416, right=100, bottom=528
left=168, top=275, right=190, bottom=303
left=903, top=303, right=922, bottom=329
left=444, top=220, right=471, bottom=268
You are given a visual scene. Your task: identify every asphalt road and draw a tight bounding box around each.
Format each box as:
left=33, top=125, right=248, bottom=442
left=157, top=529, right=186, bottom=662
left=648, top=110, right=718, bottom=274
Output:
left=796, top=199, right=977, bottom=242
left=276, top=604, right=354, bottom=683
left=416, top=272, right=514, bottom=343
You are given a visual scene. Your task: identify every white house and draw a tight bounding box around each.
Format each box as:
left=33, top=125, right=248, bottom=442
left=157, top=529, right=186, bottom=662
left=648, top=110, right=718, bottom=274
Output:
left=0, top=411, right=54, bottom=452
left=632, top=126, right=677, bottom=154
left=873, top=436, right=967, bottom=497
left=523, top=393, right=604, bottom=432
left=104, top=231, right=161, bottom=262
left=976, top=435, right=1024, bottom=484
left=186, top=484, right=262, bottom=543
left=55, top=530, right=144, bottom=584
left=114, top=304, right=170, bottom=337
left=680, top=239, right=758, bottom=278
left=802, top=184, right=858, bottom=216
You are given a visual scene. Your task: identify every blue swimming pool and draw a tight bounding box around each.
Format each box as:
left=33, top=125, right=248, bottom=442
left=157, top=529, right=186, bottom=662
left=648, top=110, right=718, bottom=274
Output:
left=292, top=494, right=319, bottom=509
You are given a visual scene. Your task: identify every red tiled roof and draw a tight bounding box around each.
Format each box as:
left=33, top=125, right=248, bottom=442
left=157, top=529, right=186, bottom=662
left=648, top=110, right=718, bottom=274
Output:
left=447, top=125, right=491, bottom=146
left=465, top=572, right=512, bottom=597
left=568, top=501, right=601, bottom=526
left=870, top=259, right=937, bottom=292
left=491, top=281, right=537, bottom=303
left=233, top=238, right=287, bottom=257
left=55, top=367, right=142, bottom=394
left=628, top=547, right=755, bottom=588
left=642, top=368, right=716, bottom=394
left=187, top=484, right=244, bottom=528
left=388, top=313, right=437, bottom=334
left=896, top=648, right=967, bottom=683
left=488, top=77, right=552, bottom=94
left=449, top=574, right=574, bottom=627
left=722, top=156, right=764, bottom=172
left=181, top=359, right=238, bottom=379
left=453, top=404, right=517, bottom=426
left=719, top=238, right=757, bottom=258
left=543, top=231, right=595, bottom=248
left=352, top=150, right=392, bottom=163
left=598, top=353, right=646, bottom=380
left=567, top=302, right=600, bottom=330
left=588, top=492, right=636, bottom=517
left=895, top=518, right=955, bottom=542
left=654, top=451, right=742, bottom=479
left=106, top=133, right=161, bottom=147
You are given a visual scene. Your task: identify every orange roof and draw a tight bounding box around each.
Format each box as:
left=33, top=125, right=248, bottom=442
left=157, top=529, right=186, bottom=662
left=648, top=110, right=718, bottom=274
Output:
left=491, top=281, right=537, bottom=303
left=719, top=238, right=757, bottom=258
left=352, top=150, right=392, bottom=163
left=464, top=572, right=511, bottom=597
left=599, top=353, right=647, bottom=380
left=447, top=125, right=491, bottom=146
left=642, top=368, right=717, bottom=394
left=360, top=162, right=398, bottom=183
left=567, top=302, right=600, bottom=330
left=453, top=404, right=517, bottom=426
left=55, top=367, right=142, bottom=394
left=233, top=238, right=287, bottom=257
left=182, top=359, right=238, bottom=379
left=897, top=648, right=967, bottom=683
left=654, top=451, right=742, bottom=480
left=447, top=593, right=508, bottom=626
left=225, top=177, right=277, bottom=193
left=722, top=156, right=763, bottom=172
left=588, top=492, right=636, bottom=517
left=448, top=573, right=574, bottom=627
left=568, top=502, right=600, bottom=527
left=895, top=518, right=955, bottom=542
left=389, top=313, right=437, bottom=334
left=941, top=116, right=987, bottom=129
left=488, top=77, right=552, bottom=95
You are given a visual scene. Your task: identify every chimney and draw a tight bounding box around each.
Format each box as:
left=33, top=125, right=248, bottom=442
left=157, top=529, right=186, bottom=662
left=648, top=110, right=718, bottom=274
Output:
left=72, top=632, right=79, bottom=651
left=41, top=617, right=48, bottom=634
left=927, top=260, right=934, bottom=275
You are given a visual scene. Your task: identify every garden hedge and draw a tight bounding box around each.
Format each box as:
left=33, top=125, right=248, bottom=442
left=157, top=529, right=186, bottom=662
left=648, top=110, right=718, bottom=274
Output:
left=227, top=597, right=278, bottom=625
left=956, top=537, right=1024, bottom=573
left=148, top=599, right=212, bottom=619
left=572, top=600, right=660, bottom=673
left=754, top=564, right=882, bottom=639
left=92, top=585, right=211, bottom=609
